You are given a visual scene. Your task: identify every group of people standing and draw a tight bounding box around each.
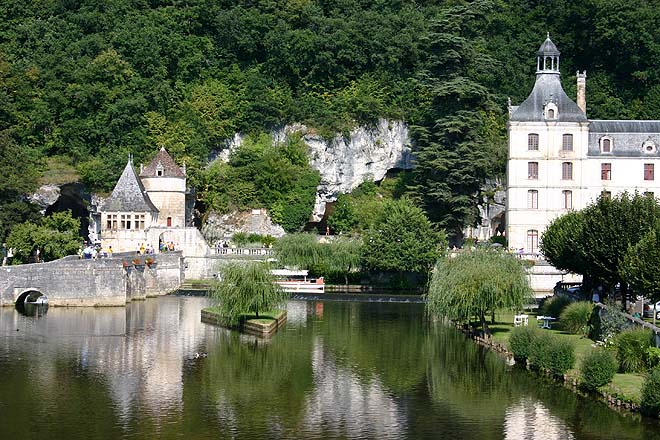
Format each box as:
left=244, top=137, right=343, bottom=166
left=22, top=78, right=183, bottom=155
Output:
left=79, top=242, right=112, bottom=259
left=137, top=243, right=155, bottom=255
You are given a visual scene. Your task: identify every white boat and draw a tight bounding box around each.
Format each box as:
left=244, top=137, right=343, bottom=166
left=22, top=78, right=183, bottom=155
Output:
left=270, top=269, right=324, bottom=293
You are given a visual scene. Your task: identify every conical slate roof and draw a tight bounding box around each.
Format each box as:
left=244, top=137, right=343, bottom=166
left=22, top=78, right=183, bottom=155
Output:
left=101, top=160, right=158, bottom=213
left=537, top=34, right=560, bottom=56
left=140, top=147, right=185, bottom=178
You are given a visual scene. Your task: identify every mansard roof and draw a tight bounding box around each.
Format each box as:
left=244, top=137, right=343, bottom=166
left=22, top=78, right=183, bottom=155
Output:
left=510, top=74, right=587, bottom=123
left=140, top=147, right=185, bottom=178
left=101, top=160, right=158, bottom=213
left=589, top=120, right=660, bottom=133
left=587, top=120, right=660, bottom=157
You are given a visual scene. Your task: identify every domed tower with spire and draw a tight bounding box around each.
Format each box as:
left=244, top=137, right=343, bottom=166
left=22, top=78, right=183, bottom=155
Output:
left=506, top=34, right=589, bottom=255
left=140, top=147, right=187, bottom=228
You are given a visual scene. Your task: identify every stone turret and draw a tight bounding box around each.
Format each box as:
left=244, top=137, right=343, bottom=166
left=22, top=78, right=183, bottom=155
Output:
left=140, top=147, right=186, bottom=228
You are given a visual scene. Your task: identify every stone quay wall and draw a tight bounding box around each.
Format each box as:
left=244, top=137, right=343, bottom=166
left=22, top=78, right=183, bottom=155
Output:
left=0, top=252, right=184, bottom=307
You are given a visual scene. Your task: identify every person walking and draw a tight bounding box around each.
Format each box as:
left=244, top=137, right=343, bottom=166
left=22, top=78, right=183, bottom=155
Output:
left=1, top=243, right=7, bottom=266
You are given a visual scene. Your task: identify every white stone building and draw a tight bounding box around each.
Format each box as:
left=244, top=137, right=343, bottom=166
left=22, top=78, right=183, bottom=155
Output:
left=100, top=148, right=210, bottom=255
left=507, top=35, right=660, bottom=253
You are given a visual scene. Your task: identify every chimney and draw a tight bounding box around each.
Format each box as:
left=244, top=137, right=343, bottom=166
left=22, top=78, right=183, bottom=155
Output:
left=576, top=71, right=587, bottom=115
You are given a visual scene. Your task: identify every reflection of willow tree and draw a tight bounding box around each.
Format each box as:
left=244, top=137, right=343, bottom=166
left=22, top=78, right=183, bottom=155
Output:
left=185, top=328, right=314, bottom=435
left=317, top=302, right=429, bottom=394
left=426, top=323, right=517, bottom=431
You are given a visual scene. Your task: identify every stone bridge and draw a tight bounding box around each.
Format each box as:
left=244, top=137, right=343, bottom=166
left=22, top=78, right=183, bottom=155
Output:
left=0, top=252, right=184, bottom=307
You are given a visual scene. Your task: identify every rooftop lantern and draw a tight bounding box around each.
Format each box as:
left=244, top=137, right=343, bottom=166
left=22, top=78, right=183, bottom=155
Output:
left=536, top=32, right=560, bottom=74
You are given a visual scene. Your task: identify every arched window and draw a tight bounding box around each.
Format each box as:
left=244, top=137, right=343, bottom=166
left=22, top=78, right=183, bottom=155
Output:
left=167, top=217, right=172, bottom=227
left=562, top=190, right=572, bottom=209
left=562, top=162, right=573, bottom=180
left=600, top=137, right=612, bottom=153
left=528, top=162, right=538, bottom=179
left=527, top=190, right=538, bottom=209
left=547, top=108, right=555, bottom=119
left=528, top=133, right=539, bottom=151
left=527, top=230, right=539, bottom=253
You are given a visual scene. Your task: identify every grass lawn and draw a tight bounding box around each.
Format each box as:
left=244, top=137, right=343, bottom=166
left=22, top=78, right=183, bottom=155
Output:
left=603, top=374, right=645, bottom=404
left=484, top=309, right=645, bottom=404
left=203, top=306, right=283, bottom=322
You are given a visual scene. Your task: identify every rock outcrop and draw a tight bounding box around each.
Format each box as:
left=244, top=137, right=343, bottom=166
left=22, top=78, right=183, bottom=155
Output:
left=215, top=119, right=414, bottom=222
left=279, top=119, right=413, bottom=221
left=201, top=209, right=285, bottom=244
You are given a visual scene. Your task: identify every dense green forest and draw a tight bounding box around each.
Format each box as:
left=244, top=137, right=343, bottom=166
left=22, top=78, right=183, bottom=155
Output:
left=1, top=0, right=659, bottom=240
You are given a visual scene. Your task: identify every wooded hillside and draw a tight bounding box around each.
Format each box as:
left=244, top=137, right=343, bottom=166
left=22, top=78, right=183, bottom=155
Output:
left=1, top=0, right=658, bottom=239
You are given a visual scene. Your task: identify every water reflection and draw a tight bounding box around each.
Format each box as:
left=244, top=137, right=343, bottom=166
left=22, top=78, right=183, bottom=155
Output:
left=505, top=398, right=575, bottom=440
left=0, top=298, right=658, bottom=439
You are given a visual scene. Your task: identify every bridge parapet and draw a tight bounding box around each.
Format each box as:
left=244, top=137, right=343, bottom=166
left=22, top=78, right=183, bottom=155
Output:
left=0, top=252, right=184, bottom=307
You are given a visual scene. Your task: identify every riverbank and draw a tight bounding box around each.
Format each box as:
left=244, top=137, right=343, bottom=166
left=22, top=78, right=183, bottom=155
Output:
left=462, top=312, right=645, bottom=414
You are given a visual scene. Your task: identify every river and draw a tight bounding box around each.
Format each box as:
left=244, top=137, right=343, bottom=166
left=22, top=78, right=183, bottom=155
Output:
left=1, top=296, right=659, bottom=439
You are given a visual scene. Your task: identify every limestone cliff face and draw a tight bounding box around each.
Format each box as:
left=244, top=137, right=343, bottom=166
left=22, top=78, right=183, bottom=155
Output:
left=282, top=119, right=413, bottom=221
left=218, top=119, right=414, bottom=222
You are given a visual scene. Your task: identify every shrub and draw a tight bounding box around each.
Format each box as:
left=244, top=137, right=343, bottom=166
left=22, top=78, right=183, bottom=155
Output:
left=509, top=326, right=541, bottom=361
left=232, top=232, right=249, bottom=246
left=528, top=332, right=575, bottom=376
left=528, top=332, right=554, bottom=371
left=592, top=304, right=630, bottom=343
left=580, top=349, right=618, bottom=391
left=560, top=301, right=593, bottom=335
left=541, top=295, right=572, bottom=318
left=547, top=338, right=576, bottom=376
left=614, top=329, right=655, bottom=373
left=641, top=367, right=660, bottom=417
left=647, top=347, right=660, bottom=370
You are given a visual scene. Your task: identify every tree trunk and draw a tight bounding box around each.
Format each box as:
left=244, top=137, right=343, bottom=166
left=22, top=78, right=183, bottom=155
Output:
left=491, top=310, right=496, bottom=324
left=480, top=313, right=490, bottom=336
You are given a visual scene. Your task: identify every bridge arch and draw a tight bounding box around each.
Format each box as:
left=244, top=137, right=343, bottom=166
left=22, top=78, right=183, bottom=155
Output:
left=15, top=289, right=47, bottom=306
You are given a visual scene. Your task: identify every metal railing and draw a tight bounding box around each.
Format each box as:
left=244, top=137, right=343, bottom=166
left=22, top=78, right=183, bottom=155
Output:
left=214, top=247, right=274, bottom=257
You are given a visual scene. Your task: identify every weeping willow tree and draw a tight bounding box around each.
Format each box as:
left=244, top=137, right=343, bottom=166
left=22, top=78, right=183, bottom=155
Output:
left=210, top=262, right=288, bottom=322
left=274, top=233, right=362, bottom=284
left=274, top=233, right=325, bottom=269
left=324, top=238, right=362, bottom=285
left=426, top=248, right=532, bottom=334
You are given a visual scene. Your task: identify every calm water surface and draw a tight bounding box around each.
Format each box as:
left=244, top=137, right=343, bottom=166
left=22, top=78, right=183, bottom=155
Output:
left=1, top=297, right=660, bottom=439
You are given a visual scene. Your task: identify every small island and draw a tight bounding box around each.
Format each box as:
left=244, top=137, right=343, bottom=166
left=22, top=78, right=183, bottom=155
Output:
left=201, top=262, right=289, bottom=337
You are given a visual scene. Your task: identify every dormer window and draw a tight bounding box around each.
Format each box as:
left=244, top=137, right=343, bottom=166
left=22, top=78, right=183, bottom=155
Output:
left=544, top=102, right=558, bottom=120
left=600, top=137, right=613, bottom=154
left=643, top=140, right=656, bottom=154
left=156, top=163, right=164, bottom=176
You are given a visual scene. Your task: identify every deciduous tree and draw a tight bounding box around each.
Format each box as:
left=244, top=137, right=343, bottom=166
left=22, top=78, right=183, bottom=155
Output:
left=210, top=262, right=288, bottom=322
left=362, top=198, right=445, bottom=282
left=426, top=248, right=532, bottom=334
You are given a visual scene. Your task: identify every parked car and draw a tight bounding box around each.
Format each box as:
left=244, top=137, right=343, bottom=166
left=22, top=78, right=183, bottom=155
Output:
left=643, top=301, right=660, bottom=319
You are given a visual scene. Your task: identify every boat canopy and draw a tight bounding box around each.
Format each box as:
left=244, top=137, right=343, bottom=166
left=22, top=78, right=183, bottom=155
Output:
left=270, top=269, right=309, bottom=277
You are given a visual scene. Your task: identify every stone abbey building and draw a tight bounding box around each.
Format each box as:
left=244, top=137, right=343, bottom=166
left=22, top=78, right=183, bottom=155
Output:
left=507, top=35, right=660, bottom=253
left=99, top=147, right=209, bottom=255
